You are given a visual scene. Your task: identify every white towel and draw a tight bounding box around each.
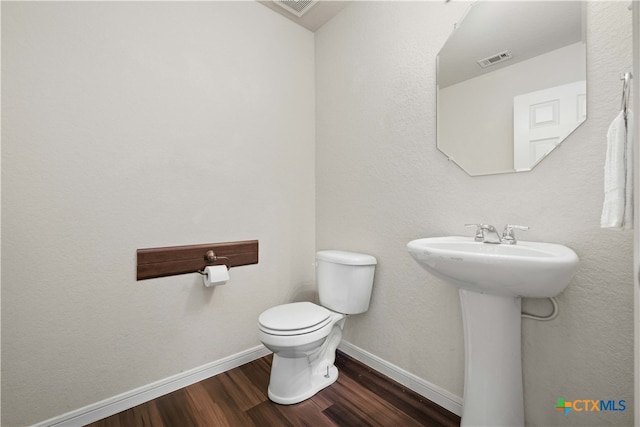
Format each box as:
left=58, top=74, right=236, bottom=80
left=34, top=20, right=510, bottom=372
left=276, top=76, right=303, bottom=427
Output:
left=601, top=110, right=633, bottom=229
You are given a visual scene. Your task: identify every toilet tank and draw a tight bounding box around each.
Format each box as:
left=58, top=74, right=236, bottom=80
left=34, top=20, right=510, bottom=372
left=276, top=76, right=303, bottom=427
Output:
left=315, top=250, right=377, bottom=315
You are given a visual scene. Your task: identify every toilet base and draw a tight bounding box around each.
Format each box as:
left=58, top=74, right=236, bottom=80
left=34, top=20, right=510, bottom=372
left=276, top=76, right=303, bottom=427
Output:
left=268, top=355, right=338, bottom=405
left=267, top=320, right=344, bottom=405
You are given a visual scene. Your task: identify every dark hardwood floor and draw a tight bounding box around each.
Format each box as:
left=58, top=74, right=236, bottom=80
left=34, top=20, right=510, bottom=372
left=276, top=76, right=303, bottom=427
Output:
left=87, top=351, right=461, bottom=427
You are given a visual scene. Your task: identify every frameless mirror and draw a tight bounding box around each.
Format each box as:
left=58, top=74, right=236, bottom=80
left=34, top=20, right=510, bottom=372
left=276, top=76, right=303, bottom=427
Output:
left=437, top=1, right=586, bottom=176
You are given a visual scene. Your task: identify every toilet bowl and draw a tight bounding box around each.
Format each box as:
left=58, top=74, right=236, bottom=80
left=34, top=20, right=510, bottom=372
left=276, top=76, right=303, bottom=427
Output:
left=258, top=250, right=377, bottom=405
left=258, top=302, right=345, bottom=404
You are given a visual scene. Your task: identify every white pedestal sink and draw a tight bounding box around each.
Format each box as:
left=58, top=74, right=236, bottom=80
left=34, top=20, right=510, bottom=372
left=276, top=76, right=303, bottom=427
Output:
left=407, top=236, right=579, bottom=427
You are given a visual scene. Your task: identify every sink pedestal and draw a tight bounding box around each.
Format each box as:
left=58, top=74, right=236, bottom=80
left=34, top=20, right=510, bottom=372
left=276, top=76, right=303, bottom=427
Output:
left=459, top=289, right=524, bottom=426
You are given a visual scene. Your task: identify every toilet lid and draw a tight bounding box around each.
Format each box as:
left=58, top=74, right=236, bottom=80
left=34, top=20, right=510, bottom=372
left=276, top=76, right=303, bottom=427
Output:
left=259, top=302, right=332, bottom=335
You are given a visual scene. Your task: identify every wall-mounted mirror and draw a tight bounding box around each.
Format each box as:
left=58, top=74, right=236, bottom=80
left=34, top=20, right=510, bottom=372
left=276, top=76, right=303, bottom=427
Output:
left=437, top=1, right=586, bottom=176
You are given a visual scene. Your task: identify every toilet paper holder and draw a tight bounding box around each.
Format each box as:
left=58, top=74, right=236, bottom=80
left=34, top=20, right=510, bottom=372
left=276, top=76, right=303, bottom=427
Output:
left=197, top=250, right=231, bottom=275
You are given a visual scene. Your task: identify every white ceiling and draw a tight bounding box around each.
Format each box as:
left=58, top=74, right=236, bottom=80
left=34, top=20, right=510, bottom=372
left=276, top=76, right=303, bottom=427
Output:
left=258, top=0, right=350, bottom=32
left=438, top=1, right=584, bottom=88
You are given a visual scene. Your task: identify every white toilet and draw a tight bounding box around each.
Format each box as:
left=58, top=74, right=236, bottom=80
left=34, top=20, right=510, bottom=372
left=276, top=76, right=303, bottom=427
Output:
left=257, top=250, right=377, bottom=405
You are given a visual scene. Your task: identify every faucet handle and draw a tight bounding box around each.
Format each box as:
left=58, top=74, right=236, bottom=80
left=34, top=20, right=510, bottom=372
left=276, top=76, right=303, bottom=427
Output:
left=502, top=224, right=529, bottom=244
left=465, top=223, right=485, bottom=242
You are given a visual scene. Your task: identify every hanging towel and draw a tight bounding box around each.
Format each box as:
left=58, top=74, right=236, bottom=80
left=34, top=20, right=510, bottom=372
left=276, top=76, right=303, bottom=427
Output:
left=625, top=111, right=634, bottom=227
left=601, top=110, right=633, bottom=229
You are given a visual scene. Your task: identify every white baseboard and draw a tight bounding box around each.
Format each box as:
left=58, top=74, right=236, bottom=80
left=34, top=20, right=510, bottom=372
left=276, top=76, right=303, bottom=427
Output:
left=33, top=342, right=461, bottom=426
left=338, top=341, right=463, bottom=416
left=32, top=345, right=271, bottom=427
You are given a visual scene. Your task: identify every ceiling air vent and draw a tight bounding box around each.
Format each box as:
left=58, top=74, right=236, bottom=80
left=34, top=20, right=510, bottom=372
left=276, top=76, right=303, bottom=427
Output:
left=477, top=50, right=513, bottom=68
left=273, top=0, right=318, bottom=17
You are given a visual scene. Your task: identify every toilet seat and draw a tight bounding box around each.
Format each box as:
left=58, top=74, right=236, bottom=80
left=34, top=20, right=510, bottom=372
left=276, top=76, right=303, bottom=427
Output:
left=259, top=302, right=331, bottom=336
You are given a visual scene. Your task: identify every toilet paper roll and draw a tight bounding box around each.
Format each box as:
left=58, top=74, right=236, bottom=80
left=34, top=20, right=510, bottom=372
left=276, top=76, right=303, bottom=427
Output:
left=202, top=265, right=229, bottom=287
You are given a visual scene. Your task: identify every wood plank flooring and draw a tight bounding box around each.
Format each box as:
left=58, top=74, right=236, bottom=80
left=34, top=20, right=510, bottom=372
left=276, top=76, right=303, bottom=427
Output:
left=87, top=351, right=461, bottom=427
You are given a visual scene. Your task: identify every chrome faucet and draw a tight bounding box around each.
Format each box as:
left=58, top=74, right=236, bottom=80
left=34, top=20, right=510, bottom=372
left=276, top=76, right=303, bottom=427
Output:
left=465, top=223, right=501, bottom=244
left=465, top=223, right=529, bottom=244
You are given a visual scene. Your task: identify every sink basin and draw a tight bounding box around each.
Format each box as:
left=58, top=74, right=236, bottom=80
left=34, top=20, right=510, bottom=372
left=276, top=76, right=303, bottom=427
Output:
left=407, top=236, right=578, bottom=298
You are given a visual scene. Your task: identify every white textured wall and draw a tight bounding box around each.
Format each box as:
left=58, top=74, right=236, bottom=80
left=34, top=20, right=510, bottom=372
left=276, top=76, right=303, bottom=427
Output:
left=2, top=2, right=315, bottom=425
left=316, top=2, right=634, bottom=426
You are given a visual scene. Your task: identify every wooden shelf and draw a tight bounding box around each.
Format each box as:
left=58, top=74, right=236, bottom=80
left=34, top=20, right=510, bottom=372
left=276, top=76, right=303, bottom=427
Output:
left=137, top=240, right=258, bottom=280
